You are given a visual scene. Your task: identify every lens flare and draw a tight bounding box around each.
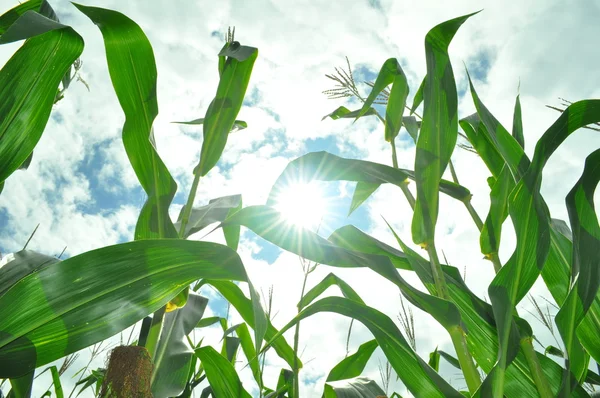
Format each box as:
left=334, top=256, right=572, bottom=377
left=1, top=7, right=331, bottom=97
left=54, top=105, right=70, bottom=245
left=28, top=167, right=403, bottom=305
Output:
left=274, top=182, right=326, bottom=229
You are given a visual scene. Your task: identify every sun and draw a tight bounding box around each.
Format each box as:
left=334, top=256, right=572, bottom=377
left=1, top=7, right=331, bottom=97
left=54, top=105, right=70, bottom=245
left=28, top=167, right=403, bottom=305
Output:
left=274, top=182, right=327, bottom=229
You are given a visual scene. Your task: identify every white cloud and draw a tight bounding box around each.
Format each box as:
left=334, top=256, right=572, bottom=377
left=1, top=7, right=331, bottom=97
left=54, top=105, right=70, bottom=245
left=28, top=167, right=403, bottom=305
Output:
left=1, top=0, right=599, bottom=396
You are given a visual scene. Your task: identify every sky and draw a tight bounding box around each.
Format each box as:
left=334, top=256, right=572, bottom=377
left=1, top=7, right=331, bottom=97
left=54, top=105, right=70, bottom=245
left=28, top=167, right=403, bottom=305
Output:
left=1, top=0, right=600, bottom=396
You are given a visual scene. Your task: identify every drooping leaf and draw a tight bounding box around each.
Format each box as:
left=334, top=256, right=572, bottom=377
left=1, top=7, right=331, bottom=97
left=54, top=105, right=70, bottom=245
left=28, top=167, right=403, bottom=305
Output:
left=196, top=317, right=226, bottom=329
left=0, top=12, right=83, bottom=186
left=555, top=148, right=600, bottom=394
left=0, top=9, right=66, bottom=44
left=174, top=194, right=242, bottom=239
left=194, top=346, right=252, bottom=398
left=329, top=225, right=589, bottom=397
left=0, top=251, right=59, bottom=297
left=348, top=182, right=380, bottom=216
left=262, top=297, right=463, bottom=398
left=0, top=240, right=247, bottom=378
left=439, top=350, right=461, bottom=370
left=151, top=293, right=209, bottom=398
left=322, top=106, right=379, bottom=121
left=324, top=377, right=387, bottom=398
left=198, top=280, right=300, bottom=370
left=483, top=99, right=600, bottom=396
left=411, top=12, right=477, bottom=247
left=173, top=118, right=247, bottom=133
left=356, top=58, right=409, bottom=142
left=467, top=75, right=529, bottom=182
left=459, top=113, right=505, bottom=179
left=543, top=220, right=600, bottom=365
left=326, top=339, right=378, bottom=382
left=266, top=152, right=471, bottom=209
left=197, top=43, right=258, bottom=176
left=75, top=4, right=178, bottom=240
left=0, top=0, right=43, bottom=35
left=298, top=272, right=364, bottom=310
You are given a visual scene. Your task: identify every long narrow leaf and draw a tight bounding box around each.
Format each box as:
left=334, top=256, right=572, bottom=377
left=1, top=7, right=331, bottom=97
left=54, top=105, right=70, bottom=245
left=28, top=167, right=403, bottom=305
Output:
left=262, top=297, right=463, bottom=398
left=75, top=4, right=178, bottom=239
left=298, top=272, right=364, bottom=310
left=326, top=339, right=378, bottom=382
left=0, top=12, right=83, bottom=186
left=0, top=0, right=43, bottom=35
left=356, top=58, right=408, bottom=142
left=194, top=346, right=252, bottom=398
left=266, top=152, right=471, bottom=208
left=151, top=293, right=209, bottom=398
left=485, top=99, right=600, bottom=396
left=555, top=148, right=600, bottom=394
left=197, top=43, right=258, bottom=176
left=0, top=240, right=247, bottom=378
left=199, top=280, right=300, bottom=370
left=411, top=12, right=476, bottom=247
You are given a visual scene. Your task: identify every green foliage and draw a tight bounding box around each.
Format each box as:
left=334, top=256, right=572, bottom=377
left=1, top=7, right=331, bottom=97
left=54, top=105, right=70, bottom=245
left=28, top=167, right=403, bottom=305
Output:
left=1, top=2, right=599, bottom=397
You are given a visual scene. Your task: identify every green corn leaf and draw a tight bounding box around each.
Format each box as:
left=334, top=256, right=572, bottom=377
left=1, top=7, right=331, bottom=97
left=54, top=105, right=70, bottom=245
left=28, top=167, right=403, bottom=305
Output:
left=324, top=377, right=387, bottom=398
left=0, top=0, right=43, bottom=35
left=349, top=182, right=380, bottom=216
left=467, top=75, right=529, bottom=182
left=194, top=346, right=252, bottom=398
left=0, top=251, right=59, bottom=297
left=223, top=206, right=462, bottom=331
left=0, top=9, right=65, bottom=44
left=329, top=225, right=589, bottom=397
left=322, top=106, right=379, bottom=121
left=298, top=272, right=365, bottom=310
left=403, top=115, right=419, bottom=143
left=174, top=194, right=242, bottom=239
left=8, top=371, right=33, bottom=398
left=410, top=75, right=425, bottom=115
left=17, top=153, right=33, bottom=171
left=173, top=118, right=248, bottom=133
left=75, top=4, right=178, bottom=239
left=264, top=369, right=293, bottom=398
left=355, top=58, right=409, bottom=142
left=512, top=94, right=524, bottom=149
left=0, top=12, right=83, bottom=186
left=151, top=293, right=209, bottom=398
left=429, top=348, right=440, bottom=372
left=543, top=220, right=600, bottom=365
left=484, top=99, right=600, bottom=397
left=0, top=240, right=247, bottom=378
left=555, top=148, right=600, bottom=394
left=412, top=12, right=476, bottom=247
left=221, top=336, right=240, bottom=363
left=266, top=152, right=471, bottom=208
left=49, top=366, right=63, bottom=398
left=197, top=43, right=258, bottom=176
left=459, top=114, right=505, bottom=179
left=480, top=165, right=514, bottom=258
left=223, top=195, right=243, bottom=251
left=545, top=345, right=564, bottom=357
left=262, top=297, right=463, bottom=398
left=439, top=350, right=461, bottom=370
left=199, top=280, right=300, bottom=370
left=196, top=317, right=226, bottom=329
left=236, top=323, right=263, bottom=389
left=326, top=339, right=378, bottom=382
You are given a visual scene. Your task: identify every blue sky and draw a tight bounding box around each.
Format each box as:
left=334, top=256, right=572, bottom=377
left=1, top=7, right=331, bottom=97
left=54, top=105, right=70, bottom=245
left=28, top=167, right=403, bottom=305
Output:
left=1, top=0, right=600, bottom=396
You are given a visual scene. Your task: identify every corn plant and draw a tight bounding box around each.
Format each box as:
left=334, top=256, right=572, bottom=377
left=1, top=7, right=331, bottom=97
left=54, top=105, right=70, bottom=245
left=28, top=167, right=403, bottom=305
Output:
left=0, top=1, right=302, bottom=397
left=220, top=12, right=600, bottom=398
